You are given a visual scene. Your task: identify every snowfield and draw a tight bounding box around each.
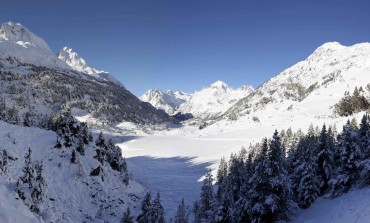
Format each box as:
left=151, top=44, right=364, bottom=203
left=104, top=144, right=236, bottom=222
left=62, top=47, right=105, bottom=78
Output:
left=292, top=187, right=370, bottom=223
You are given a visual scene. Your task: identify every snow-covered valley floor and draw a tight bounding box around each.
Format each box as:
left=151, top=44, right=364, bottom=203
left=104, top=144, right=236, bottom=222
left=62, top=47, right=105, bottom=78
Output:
left=118, top=135, right=249, bottom=219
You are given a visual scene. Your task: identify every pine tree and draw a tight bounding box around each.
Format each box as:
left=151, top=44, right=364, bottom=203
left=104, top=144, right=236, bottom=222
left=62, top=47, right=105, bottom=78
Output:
left=249, top=132, right=296, bottom=223
left=266, top=130, right=296, bottom=221
left=21, top=148, right=33, bottom=189
left=314, top=124, right=334, bottom=194
left=121, top=207, right=134, bottom=223
left=358, top=114, right=370, bottom=185
left=216, top=157, right=228, bottom=185
left=137, top=192, right=152, bottom=223
left=96, top=131, right=106, bottom=148
left=0, top=149, right=8, bottom=174
left=174, top=198, right=188, bottom=223
left=23, top=111, right=32, bottom=127
left=76, top=137, right=85, bottom=155
left=71, top=149, right=77, bottom=164
left=249, top=138, right=271, bottom=223
left=152, top=192, right=165, bottom=223
left=199, top=169, right=214, bottom=221
left=331, top=124, right=361, bottom=197
left=292, top=137, right=320, bottom=208
left=192, top=201, right=201, bottom=223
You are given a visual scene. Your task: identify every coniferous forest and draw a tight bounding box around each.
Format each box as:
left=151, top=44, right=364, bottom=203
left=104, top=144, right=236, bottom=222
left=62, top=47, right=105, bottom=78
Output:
left=189, top=114, right=370, bottom=223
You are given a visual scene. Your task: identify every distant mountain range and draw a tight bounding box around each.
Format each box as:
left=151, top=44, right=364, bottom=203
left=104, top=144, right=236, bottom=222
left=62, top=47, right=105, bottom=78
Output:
left=140, top=80, right=254, bottom=119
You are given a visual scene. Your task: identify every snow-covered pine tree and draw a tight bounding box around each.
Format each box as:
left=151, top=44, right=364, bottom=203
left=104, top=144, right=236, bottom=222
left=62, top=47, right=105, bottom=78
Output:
left=330, top=123, right=361, bottom=197
left=76, top=137, right=85, bottom=155
left=192, top=201, right=201, bottom=223
left=199, top=169, right=215, bottom=221
left=71, top=149, right=77, bottom=164
left=151, top=192, right=165, bottom=223
left=248, top=138, right=270, bottom=223
left=266, top=130, right=296, bottom=221
left=121, top=207, right=134, bottom=223
left=20, top=148, right=33, bottom=189
left=0, top=149, right=8, bottom=174
left=291, top=137, right=320, bottom=208
left=137, top=192, right=152, bottom=223
left=17, top=149, right=46, bottom=213
left=314, top=124, right=334, bottom=194
left=357, top=114, right=370, bottom=185
left=174, top=198, right=188, bottom=223
left=96, top=131, right=106, bottom=149
left=216, top=157, right=228, bottom=185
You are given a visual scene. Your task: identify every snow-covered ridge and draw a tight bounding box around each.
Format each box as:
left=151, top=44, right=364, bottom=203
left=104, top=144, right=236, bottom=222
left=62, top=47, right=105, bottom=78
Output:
left=0, top=21, right=122, bottom=86
left=222, top=41, right=370, bottom=121
left=0, top=22, right=70, bottom=70
left=141, top=80, right=254, bottom=119
left=177, top=81, right=254, bottom=119
left=58, top=46, right=122, bottom=86
left=140, top=89, right=190, bottom=115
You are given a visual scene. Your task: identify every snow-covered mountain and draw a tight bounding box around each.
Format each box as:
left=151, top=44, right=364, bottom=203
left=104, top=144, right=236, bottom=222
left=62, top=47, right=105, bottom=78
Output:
left=141, top=81, right=254, bottom=119
left=0, top=22, right=174, bottom=126
left=178, top=81, right=254, bottom=119
left=140, top=89, right=190, bottom=115
left=58, top=46, right=122, bottom=86
left=0, top=22, right=70, bottom=71
left=220, top=42, right=370, bottom=120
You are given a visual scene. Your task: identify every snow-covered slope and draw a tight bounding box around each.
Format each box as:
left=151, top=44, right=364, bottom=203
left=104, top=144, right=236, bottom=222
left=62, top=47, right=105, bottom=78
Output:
left=0, top=22, right=174, bottom=125
left=58, top=46, right=122, bottom=86
left=140, top=89, right=190, bottom=115
left=223, top=42, right=370, bottom=121
left=291, top=187, right=370, bottom=223
left=0, top=22, right=70, bottom=70
left=141, top=81, right=254, bottom=119
left=177, top=81, right=254, bottom=119
left=0, top=120, right=145, bottom=222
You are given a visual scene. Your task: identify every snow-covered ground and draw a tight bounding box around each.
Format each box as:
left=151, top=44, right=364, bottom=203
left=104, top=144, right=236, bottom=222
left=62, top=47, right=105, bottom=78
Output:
left=291, top=187, right=370, bottom=223
left=118, top=135, right=248, bottom=219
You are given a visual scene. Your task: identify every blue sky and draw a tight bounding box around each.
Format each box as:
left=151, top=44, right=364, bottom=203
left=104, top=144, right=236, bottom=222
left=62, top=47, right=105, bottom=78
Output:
left=1, top=0, right=370, bottom=96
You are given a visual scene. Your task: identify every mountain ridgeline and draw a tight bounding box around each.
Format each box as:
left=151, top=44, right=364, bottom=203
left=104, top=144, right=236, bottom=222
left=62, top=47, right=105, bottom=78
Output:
left=0, top=22, right=175, bottom=126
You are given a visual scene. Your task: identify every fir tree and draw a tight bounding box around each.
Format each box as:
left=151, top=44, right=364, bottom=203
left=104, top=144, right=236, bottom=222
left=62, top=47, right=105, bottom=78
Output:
left=96, top=131, right=106, bottom=148
left=71, top=149, right=77, bottom=164
left=152, top=192, right=165, bottom=223
left=331, top=124, right=361, bottom=197
left=121, top=207, right=134, bottom=223
left=216, top=157, right=228, bottom=185
left=174, top=198, right=188, bottom=223
left=76, top=137, right=85, bottom=155
left=192, top=201, right=201, bottom=223
left=21, top=148, right=33, bottom=189
left=137, top=192, right=152, bottom=223
left=314, top=124, right=334, bottom=194
left=199, top=169, right=214, bottom=221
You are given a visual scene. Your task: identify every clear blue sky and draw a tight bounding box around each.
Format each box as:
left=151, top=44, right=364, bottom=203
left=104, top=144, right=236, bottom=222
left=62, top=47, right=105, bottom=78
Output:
left=1, top=0, right=370, bottom=96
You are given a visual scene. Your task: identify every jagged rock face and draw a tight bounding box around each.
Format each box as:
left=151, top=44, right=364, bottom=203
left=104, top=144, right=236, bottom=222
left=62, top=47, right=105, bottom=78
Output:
left=140, top=89, right=190, bottom=115
left=58, top=46, right=122, bottom=86
left=141, top=81, right=254, bottom=119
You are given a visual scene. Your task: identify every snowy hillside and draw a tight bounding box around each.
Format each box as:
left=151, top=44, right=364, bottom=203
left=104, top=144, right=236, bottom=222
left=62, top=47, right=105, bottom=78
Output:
left=222, top=42, right=370, bottom=122
left=140, top=89, right=190, bottom=115
left=0, top=116, right=145, bottom=222
left=0, top=22, right=174, bottom=126
left=58, top=46, right=122, bottom=86
left=141, top=80, right=254, bottom=119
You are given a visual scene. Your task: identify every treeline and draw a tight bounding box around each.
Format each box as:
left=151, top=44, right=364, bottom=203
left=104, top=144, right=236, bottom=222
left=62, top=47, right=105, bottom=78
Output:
left=193, top=114, right=370, bottom=223
left=334, top=86, right=370, bottom=116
